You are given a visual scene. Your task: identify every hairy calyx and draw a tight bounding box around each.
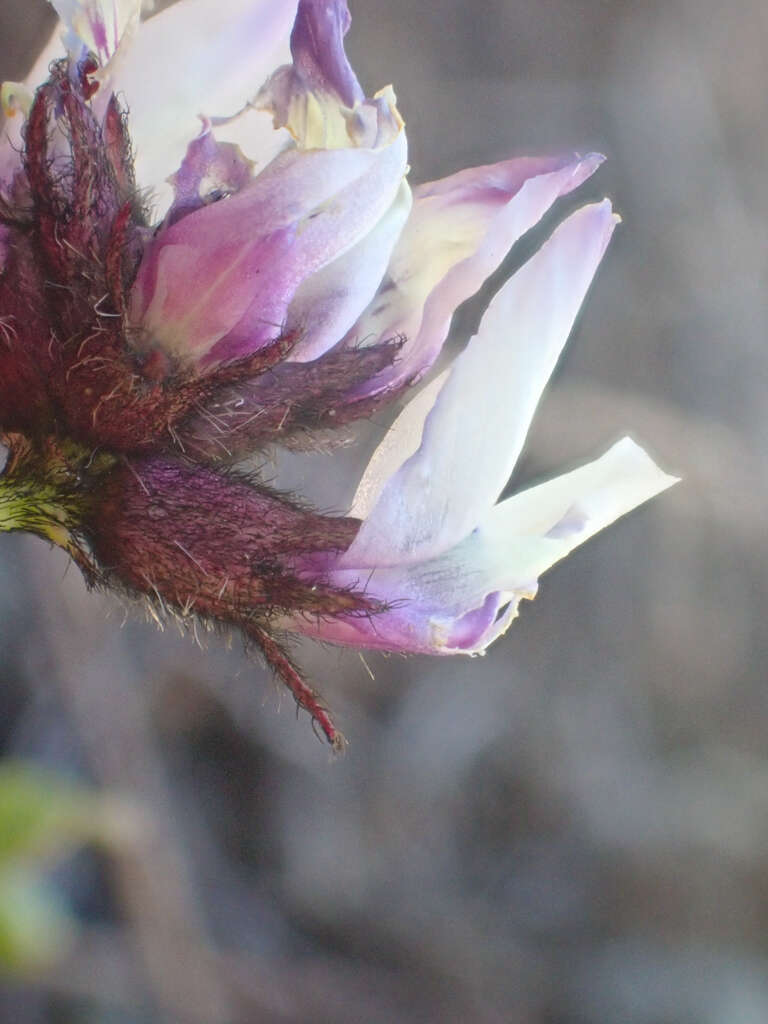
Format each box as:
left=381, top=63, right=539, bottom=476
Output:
left=0, top=58, right=401, bottom=750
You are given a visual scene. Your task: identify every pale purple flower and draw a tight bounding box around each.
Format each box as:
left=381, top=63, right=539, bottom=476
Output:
left=0, top=0, right=677, bottom=746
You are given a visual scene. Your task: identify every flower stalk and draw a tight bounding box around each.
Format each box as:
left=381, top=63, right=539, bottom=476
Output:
left=0, top=433, right=115, bottom=578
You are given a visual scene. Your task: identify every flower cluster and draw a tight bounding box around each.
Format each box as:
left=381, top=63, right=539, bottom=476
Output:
left=0, top=0, right=676, bottom=749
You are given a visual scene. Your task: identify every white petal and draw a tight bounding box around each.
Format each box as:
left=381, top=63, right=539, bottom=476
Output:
left=211, top=107, right=291, bottom=173
left=343, top=200, right=619, bottom=569
left=51, top=0, right=141, bottom=64
left=348, top=370, right=449, bottom=520
left=299, top=438, right=677, bottom=655
left=482, top=435, right=680, bottom=566
left=110, top=0, right=298, bottom=194
left=433, top=437, right=678, bottom=625
left=426, top=435, right=680, bottom=653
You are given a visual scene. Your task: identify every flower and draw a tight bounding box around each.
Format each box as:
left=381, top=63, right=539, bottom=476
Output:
left=0, top=0, right=677, bottom=749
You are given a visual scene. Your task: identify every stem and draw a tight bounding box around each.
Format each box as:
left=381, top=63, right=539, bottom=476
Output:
left=0, top=433, right=114, bottom=572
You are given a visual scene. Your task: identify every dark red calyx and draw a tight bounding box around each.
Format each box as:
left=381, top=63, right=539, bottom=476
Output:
left=178, top=338, right=405, bottom=459
left=86, top=454, right=371, bottom=622
left=84, top=454, right=376, bottom=749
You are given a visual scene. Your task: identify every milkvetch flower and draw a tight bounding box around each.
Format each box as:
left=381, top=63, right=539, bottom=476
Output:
left=0, top=0, right=677, bottom=749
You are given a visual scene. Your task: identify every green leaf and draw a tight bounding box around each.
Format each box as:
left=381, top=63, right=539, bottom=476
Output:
left=0, top=866, right=75, bottom=971
left=0, top=761, right=99, bottom=866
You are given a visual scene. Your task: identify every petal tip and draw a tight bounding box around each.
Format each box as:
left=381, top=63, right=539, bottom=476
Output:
left=613, top=435, right=681, bottom=495
left=579, top=151, right=606, bottom=173
left=586, top=197, right=622, bottom=234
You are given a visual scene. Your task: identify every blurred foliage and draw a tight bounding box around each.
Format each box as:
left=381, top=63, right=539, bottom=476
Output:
left=0, top=762, right=123, bottom=972
left=0, top=763, right=103, bottom=865
left=0, top=868, right=74, bottom=972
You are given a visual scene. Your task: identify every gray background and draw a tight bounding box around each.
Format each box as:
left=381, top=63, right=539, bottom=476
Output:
left=0, top=0, right=764, bottom=1021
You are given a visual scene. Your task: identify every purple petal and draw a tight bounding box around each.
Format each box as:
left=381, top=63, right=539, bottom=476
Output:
left=166, top=120, right=254, bottom=225
left=284, top=562, right=531, bottom=655
left=256, top=1, right=401, bottom=152
left=130, top=131, right=407, bottom=363
left=289, top=0, right=363, bottom=108
left=340, top=152, right=604, bottom=401
left=286, top=182, right=412, bottom=362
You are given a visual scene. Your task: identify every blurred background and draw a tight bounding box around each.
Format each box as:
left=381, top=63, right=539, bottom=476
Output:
left=0, top=0, right=764, bottom=1021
